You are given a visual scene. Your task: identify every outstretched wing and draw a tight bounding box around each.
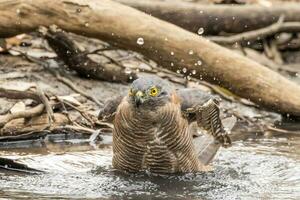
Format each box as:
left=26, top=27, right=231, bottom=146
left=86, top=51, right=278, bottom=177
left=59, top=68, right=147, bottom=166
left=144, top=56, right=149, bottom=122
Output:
left=177, top=88, right=233, bottom=164
left=98, top=95, right=124, bottom=123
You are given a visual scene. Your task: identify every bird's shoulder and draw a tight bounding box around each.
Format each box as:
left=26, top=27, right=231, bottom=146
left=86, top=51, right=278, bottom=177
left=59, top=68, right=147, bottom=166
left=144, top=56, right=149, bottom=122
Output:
left=176, top=88, right=215, bottom=111
left=98, top=95, right=125, bottom=122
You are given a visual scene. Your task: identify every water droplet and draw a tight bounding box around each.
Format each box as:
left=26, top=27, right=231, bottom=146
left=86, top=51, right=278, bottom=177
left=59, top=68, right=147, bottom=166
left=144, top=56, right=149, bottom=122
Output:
left=197, top=60, right=202, bottom=65
left=85, top=22, right=89, bottom=27
left=176, top=69, right=181, bottom=74
left=192, top=70, right=196, bottom=75
left=187, top=76, right=191, bottom=80
left=16, top=9, right=21, bottom=14
left=170, top=62, right=174, bottom=67
left=76, top=8, right=81, bottom=13
left=129, top=76, right=133, bottom=80
left=232, top=16, right=235, bottom=20
left=182, top=68, right=187, bottom=73
left=170, top=51, right=174, bottom=56
left=164, top=38, right=168, bottom=41
left=137, top=37, right=144, bottom=45
left=247, top=41, right=251, bottom=45
left=124, top=68, right=132, bottom=74
left=197, top=27, right=204, bottom=35
left=188, top=50, right=194, bottom=55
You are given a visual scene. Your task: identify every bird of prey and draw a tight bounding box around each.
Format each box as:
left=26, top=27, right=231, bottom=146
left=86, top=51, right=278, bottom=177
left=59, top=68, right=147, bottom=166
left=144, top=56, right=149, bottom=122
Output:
left=98, top=76, right=232, bottom=174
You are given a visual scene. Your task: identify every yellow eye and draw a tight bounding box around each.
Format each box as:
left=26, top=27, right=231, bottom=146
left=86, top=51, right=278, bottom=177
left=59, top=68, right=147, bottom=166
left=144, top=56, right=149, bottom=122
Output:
left=149, top=87, right=158, bottom=97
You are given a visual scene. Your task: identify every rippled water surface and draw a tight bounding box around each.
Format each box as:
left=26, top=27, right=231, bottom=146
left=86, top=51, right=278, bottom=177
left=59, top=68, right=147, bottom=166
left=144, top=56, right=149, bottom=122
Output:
left=0, top=134, right=299, bottom=200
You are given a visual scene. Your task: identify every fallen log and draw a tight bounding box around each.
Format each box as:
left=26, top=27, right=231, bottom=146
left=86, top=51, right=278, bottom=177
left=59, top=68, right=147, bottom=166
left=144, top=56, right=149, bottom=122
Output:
left=0, top=0, right=300, bottom=116
left=40, top=26, right=137, bottom=83
left=115, top=0, right=300, bottom=35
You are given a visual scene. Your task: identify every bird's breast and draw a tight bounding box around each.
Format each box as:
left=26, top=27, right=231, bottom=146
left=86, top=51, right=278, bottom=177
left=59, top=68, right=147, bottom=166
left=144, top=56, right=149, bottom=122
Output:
left=112, top=100, right=201, bottom=173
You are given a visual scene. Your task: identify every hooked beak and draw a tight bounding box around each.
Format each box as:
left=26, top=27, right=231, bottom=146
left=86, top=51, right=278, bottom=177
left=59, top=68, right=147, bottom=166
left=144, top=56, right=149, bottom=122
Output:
left=134, top=91, right=144, bottom=108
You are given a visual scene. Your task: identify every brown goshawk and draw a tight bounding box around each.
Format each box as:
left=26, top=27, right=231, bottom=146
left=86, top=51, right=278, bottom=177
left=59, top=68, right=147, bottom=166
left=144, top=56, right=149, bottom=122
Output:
left=99, top=76, right=232, bottom=173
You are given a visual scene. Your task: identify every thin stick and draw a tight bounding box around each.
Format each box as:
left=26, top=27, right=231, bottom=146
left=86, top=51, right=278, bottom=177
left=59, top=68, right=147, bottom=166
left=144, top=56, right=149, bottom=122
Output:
left=36, top=85, right=55, bottom=124
left=62, top=100, right=95, bottom=126
left=266, top=126, right=300, bottom=134
left=61, top=124, right=97, bottom=135
left=55, top=72, right=103, bottom=107
left=209, top=15, right=285, bottom=44
left=270, top=40, right=284, bottom=65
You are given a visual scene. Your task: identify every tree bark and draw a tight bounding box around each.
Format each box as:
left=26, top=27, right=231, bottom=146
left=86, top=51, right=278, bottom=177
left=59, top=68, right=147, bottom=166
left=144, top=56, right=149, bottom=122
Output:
left=115, top=0, right=300, bottom=35
left=0, top=0, right=300, bottom=116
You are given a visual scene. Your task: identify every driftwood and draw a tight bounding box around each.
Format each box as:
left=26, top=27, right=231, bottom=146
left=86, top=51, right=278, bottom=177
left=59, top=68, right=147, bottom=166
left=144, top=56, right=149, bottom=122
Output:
left=210, top=21, right=300, bottom=45
left=116, top=0, right=300, bottom=35
left=1, top=113, right=69, bottom=136
left=0, top=104, right=45, bottom=128
left=39, top=26, right=137, bottom=83
left=0, top=0, right=300, bottom=116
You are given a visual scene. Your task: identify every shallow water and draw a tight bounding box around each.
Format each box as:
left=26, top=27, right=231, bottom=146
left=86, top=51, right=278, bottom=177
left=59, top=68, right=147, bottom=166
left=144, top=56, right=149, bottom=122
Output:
left=0, top=134, right=299, bottom=200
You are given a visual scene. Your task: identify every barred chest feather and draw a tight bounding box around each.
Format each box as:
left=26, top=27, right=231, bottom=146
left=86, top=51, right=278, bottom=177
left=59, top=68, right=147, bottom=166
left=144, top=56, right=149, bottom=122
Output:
left=112, top=98, right=203, bottom=173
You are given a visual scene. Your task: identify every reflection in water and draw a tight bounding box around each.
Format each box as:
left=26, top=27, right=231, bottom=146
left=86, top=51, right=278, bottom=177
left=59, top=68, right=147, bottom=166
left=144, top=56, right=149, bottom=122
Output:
left=0, top=134, right=299, bottom=200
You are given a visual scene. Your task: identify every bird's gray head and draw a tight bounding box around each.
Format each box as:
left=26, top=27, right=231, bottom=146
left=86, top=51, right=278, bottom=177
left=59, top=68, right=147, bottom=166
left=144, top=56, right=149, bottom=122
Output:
left=128, top=76, right=174, bottom=109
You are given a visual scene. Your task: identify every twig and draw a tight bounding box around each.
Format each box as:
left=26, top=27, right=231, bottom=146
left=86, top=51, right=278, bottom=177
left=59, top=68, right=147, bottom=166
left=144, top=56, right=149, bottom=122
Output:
left=61, top=124, right=98, bottom=135
left=0, top=104, right=45, bottom=128
left=232, top=111, right=254, bottom=125
left=85, top=46, right=118, bottom=55
left=209, top=15, right=285, bottom=44
left=263, top=39, right=273, bottom=58
left=54, top=95, right=73, bottom=124
left=266, top=125, right=300, bottom=134
left=62, top=100, right=95, bottom=126
left=36, top=85, right=54, bottom=124
left=55, top=72, right=103, bottom=107
left=270, top=40, right=284, bottom=65
left=0, top=88, right=41, bottom=102
left=99, top=53, right=124, bottom=67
